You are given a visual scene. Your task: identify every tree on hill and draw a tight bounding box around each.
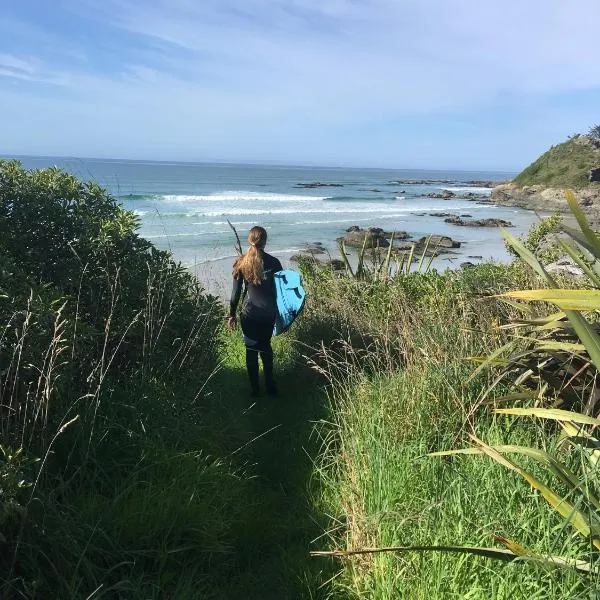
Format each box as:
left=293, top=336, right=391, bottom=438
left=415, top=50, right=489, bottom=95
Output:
left=589, top=124, right=600, bottom=140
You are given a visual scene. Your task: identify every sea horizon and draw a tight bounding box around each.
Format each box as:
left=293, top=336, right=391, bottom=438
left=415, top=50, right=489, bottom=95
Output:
left=2, top=153, right=519, bottom=177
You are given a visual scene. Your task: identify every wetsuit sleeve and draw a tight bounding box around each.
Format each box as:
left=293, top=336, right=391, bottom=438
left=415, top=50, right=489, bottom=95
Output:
left=229, top=276, right=243, bottom=317
left=274, top=257, right=283, bottom=272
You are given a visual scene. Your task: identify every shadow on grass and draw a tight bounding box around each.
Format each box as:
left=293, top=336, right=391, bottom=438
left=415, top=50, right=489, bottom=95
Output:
left=209, top=335, right=338, bottom=600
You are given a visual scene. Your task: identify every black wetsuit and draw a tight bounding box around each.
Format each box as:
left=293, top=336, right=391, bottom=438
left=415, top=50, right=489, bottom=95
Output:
left=229, top=252, right=283, bottom=394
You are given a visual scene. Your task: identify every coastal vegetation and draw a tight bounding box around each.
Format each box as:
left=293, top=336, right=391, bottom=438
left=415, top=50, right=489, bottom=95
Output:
left=2, top=161, right=600, bottom=598
left=513, top=133, right=600, bottom=188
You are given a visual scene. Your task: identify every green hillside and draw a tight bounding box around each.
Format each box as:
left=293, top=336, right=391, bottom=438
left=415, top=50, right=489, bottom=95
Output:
left=514, top=134, right=600, bottom=188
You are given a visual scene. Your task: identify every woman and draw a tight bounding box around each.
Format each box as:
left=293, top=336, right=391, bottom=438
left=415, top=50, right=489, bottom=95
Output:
left=228, top=226, right=283, bottom=397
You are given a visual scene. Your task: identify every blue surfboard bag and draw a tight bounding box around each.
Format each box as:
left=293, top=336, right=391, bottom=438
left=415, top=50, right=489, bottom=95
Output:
left=273, top=269, right=306, bottom=336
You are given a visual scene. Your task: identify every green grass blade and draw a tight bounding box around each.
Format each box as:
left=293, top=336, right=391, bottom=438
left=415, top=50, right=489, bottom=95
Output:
left=535, top=341, right=586, bottom=353
left=337, top=239, right=355, bottom=277
left=356, top=233, right=369, bottom=279
left=406, top=244, right=416, bottom=275
left=502, top=228, right=556, bottom=285
left=465, top=340, right=518, bottom=382
left=382, top=231, right=395, bottom=281
left=565, top=190, right=600, bottom=258
left=311, top=544, right=597, bottom=574
left=417, top=235, right=431, bottom=272
left=469, top=436, right=600, bottom=549
left=495, top=407, right=600, bottom=426
left=502, top=289, right=600, bottom=311
left=431, top=443, right=600, bottom=511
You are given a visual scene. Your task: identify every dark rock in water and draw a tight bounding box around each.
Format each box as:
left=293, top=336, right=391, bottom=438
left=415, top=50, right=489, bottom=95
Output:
left=590, top=168, right=600, bottom=183
left=461, top=262, right=476, bottom=269
left=418, top=235, right=461, bottom=248
left=290, top=253, right=318, bottom=264
left=369, top=188, right=382, bottom=192
left=465, top=180, right=496, bottom=188
left=338, top=226, right=409, bottom=248
left=296, top=182, right=344, bottom=188
left=460, top=192, right=489, bottom=200
left=303, top=244, right=327, bottom=255
left=468, top=255, right=483, bottom=259
left=444, top=216, right=513, bottom=227
left=425, top=190, right=455, bottom=199
left=341, top=229, right=390, bottom=248
left=444, top=216, right=462, bottom=225
left=388, top=179, right=455, bottom=185
left=429, top=212, right=455, bottom=217
left=460, top=214, right=472, bottom=217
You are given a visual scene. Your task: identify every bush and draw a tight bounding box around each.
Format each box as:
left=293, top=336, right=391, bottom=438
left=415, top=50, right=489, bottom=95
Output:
left=0, top=161, right=226, bottom=597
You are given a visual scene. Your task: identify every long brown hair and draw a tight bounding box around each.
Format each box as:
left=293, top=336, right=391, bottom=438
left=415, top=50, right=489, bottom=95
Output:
left=233, top=226, right=267, bottom=285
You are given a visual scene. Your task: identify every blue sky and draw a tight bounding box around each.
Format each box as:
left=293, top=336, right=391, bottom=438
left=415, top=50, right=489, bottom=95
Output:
left=1, top=0, right=599, bottom=171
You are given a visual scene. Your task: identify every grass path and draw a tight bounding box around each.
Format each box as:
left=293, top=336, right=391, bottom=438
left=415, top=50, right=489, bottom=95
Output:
left=207, top=332, right=338, bottom=599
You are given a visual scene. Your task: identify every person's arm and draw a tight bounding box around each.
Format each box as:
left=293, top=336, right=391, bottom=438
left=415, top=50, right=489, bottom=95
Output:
left=229, top=275, right=243, bottom=317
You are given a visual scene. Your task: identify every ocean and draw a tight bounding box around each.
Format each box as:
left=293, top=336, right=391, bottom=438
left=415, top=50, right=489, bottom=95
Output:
left=14, top=156, right=540, bottom=297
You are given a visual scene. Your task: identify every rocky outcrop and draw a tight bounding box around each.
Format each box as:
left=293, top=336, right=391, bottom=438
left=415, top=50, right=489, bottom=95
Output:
left=290, top=255, right=345, bottom=271
left=387, top=179, right=496, bottom=187
left=444, top=216, right=513, bottom=227
left=546, top=257, right=585, bottom=277
left=340, top=227, right=410, bottom=248
left=424, top=190, right=455, bottom=199
left=394, top=235, right=461, bottom=258
left=418, top=235, right=461, bottom=248
left=296, top=182, right=343, bottom=188
left=341, top=228, right=389, bottom=248
left=491, top=183, right=600, bottom=213
left=590, top=168, right=600, bottom=183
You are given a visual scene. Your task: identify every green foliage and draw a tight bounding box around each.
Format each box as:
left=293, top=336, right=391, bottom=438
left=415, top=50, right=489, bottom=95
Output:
left=410, top=191, right=600, bottom=580
left=513, top=136, right=600, bottom=188
left=0, top=161, right=230, bottom=598
left=304, top=257, right=596, bottom=597
left=505, top=214, right=562, bottom=263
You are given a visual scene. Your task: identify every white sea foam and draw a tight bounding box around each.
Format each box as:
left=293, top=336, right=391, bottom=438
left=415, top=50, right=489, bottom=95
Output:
left=144, top=231, right=229, bottom=239
left=191, top=205, right=462, bottom=217
left=162, top=191, right=329, bottom=203
left=210, top=220, right=257, bottom=225
left=133, top=209, right=148, bottom=217
left=200, top=253, right=239, bottom=263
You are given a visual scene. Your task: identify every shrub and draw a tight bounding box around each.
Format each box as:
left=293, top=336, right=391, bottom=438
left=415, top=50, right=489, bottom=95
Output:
left=0, top=161, right=224, bottom=597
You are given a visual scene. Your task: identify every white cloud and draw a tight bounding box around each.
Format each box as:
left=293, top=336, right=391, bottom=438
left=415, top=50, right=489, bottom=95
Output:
left=2, top=0, right=600, bottom=166
left=71, top=0, right=600, bottom=112
left=0, top=53, right=37, bottom=75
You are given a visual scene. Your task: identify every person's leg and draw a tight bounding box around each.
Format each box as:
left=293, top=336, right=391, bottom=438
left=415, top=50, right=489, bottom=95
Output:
left=245, top=345, right=260, bottom=396
left=259, top=338, right=276, bottom=395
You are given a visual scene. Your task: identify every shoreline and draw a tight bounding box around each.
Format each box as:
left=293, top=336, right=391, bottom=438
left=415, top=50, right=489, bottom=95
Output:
left=188, top=194, right=548, bottom=300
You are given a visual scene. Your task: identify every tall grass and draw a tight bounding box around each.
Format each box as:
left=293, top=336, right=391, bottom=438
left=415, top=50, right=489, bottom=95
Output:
left=302, top=260, right=599, bottom=598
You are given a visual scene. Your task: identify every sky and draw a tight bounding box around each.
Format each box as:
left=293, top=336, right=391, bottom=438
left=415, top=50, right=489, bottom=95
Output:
left=1, top=0, right=600, bottom=171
